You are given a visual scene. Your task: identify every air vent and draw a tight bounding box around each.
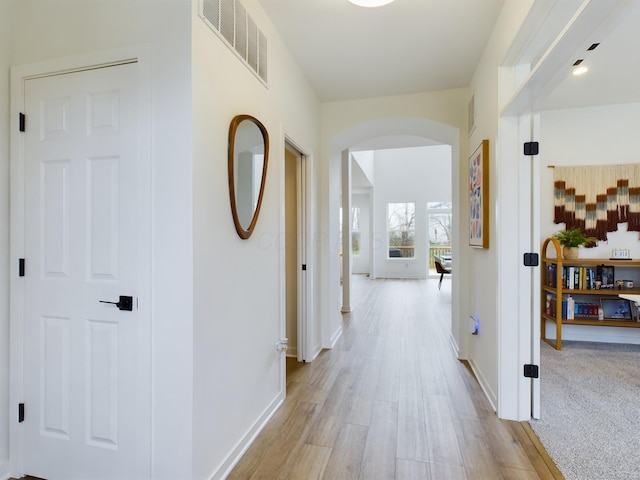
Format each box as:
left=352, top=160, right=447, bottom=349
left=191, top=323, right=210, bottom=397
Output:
left=201, top=0, right=268, bottom=84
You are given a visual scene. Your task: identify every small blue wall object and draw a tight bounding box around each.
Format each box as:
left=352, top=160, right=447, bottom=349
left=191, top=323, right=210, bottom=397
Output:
left=471, top=315, right=479, bottom=335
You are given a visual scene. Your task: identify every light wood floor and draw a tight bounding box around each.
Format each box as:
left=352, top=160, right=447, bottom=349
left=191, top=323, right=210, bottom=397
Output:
left=228, top=276, right=563, bottom=480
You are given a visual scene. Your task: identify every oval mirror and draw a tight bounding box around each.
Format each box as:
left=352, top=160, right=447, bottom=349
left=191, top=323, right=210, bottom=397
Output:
left=228, top=114, right=269, bottom=239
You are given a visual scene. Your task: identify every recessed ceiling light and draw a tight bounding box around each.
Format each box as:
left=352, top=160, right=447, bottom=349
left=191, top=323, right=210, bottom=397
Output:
left=573, top=65, right=589, bottom=76
left=348, top=0, right=394, bottom=7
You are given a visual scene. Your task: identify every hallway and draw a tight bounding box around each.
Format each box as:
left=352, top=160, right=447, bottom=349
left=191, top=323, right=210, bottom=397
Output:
left=228, top=276, right=561, bottom=479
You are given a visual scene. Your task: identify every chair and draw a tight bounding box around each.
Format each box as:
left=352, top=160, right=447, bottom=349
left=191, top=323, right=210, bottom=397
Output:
left=434, top=257, right=451, bottom=290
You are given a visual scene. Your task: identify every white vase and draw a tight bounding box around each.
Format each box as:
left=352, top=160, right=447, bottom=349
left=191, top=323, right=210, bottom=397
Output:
left=563, top=246, right=579, bottom=259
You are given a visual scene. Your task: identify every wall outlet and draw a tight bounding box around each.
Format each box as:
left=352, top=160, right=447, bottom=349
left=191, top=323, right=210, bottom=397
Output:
left=276, top=338, right=288, bottom=353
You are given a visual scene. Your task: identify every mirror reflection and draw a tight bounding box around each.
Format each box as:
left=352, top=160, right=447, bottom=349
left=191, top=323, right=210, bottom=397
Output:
left=228, top=115, right=269, bottom=239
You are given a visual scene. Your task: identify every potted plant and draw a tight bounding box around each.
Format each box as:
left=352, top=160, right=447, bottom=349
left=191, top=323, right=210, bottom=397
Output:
left=552, top=228, right=598, bottom=259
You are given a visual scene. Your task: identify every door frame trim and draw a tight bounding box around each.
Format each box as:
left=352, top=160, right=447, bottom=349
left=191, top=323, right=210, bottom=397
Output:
left=283, top=138, right=314, bottom=363
left=8, top=45, right=152, bottom=477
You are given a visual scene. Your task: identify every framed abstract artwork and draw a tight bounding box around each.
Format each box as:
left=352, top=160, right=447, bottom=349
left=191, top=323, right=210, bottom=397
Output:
left=469, top=139, right=489, bottom=248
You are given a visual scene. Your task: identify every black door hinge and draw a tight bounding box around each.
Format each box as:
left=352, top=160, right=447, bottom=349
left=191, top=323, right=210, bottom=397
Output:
left=19, top=113, right=25, bottom=132
left=523, top=141, right=539, bottom=155
left=302, top=264, right=307, bottom=271
left=18, top=403, right=25, bottom=423
left=523, top=253, right=539, bottom=267
left=19, top=258, right=25, bottom=277
left=524, top=364, right=539, bottom=378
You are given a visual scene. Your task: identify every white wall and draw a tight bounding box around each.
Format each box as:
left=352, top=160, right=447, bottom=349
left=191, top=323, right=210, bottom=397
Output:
left=0, top=0, right=12, bottom=473
left=372, top=146, right=451, bottom=279
left=539, top=103, right=640, bottom=344
left=6, top=1, right=194, bottom=478
left=468, top=0, right=535, bottom=417
left=191, top=0, right=321, bottom=477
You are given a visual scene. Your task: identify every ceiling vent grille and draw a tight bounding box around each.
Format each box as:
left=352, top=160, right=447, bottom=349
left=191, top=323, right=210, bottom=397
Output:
left=201, top=0, right=268, bottom=84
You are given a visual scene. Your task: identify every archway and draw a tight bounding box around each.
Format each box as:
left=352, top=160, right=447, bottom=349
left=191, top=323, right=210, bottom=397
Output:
left=322, top=116, right=468, bottom=360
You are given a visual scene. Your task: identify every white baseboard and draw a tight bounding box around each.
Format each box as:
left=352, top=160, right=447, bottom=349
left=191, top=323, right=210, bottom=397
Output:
left=467, top=356, right=498, bottom=413
left=449, top=331, right=463, bottom=359
left=327, top=324, right=343, bottom=349
left=449, top=331, right=497, bottom=413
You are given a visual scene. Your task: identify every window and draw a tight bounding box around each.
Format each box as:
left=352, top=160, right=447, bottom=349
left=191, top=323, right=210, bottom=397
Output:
left=351, top=207, right=361, bottom=255
left=427, top=202, right=452, bottom=267
left=387, top=202, right=415, bottom=258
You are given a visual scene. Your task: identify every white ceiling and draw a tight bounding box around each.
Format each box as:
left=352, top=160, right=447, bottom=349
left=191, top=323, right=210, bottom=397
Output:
left=534, top=0, right=640, bottom=111
left=258, top=0, right=505, bottom=102
left=259, top=0, right=640, bottom=112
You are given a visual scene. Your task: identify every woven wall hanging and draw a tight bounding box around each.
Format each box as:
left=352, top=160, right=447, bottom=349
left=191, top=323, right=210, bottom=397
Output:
left=553, top=164, right=640, bottom=245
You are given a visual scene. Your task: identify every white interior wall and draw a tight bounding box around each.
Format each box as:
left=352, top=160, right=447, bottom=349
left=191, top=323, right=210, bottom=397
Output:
left=6, top=2, right=194, bottom=478
left=372, top=146, right=451, bottom=279
left=468, top=0, right=535, bottom=418
left=351, top=151, right=374, bottom=275
left=0, top=1, right=12, bottom=473
left=191, top=0, right=321, bottom=476
left=539, top=103, right=640, bottom=344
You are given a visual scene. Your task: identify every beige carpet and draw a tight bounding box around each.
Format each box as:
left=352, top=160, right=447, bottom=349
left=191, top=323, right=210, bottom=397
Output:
left=530, top=340, right=640, bottom=480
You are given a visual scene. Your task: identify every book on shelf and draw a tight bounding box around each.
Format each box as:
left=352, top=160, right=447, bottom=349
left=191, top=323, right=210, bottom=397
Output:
left=549, top=294, right=600, bottom=319
left=566, top=295, right=574, bottom=320
left=548, top=265, right=603, bottom=290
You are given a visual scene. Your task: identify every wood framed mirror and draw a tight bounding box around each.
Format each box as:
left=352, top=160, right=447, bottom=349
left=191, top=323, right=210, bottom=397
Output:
left=228, top=114, right=269, bottom=239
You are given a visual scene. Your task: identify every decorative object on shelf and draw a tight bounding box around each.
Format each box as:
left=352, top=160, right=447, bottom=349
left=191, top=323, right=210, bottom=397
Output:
left=552, top=164, right=640, bottom=243
left=600, top=298, right=632, bottom=320
left=552, top=227, right=597, bottom=259
left=611, top=248, right=631, bottom=260
left=469, top=139, right=489, bottom=249
left=228, top=114, right=269, bottom=240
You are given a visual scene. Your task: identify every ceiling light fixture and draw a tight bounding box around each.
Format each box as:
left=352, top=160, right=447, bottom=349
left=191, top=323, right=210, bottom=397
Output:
left=348, top=0, right=394, bottom=7
left=572, top=59, right=588, bottom=76
left=573, top=65, right=589, bottom=76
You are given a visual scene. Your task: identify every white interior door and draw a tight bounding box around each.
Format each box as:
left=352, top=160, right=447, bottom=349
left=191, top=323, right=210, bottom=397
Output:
left=22, top=62, right=150, bottom=479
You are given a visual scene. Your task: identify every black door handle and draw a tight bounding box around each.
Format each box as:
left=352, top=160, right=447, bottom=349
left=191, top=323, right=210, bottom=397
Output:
left=100, top=295, right=133, bottom=311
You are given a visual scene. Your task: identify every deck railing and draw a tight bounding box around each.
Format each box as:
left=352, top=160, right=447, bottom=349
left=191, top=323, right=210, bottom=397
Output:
left=429, top=246, right=452, bottom=268
left=387, top=245, right=451, bottom=266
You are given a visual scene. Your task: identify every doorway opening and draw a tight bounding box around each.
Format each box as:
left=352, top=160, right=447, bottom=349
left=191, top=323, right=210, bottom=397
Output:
left=284, top=140, right=312, bottom=363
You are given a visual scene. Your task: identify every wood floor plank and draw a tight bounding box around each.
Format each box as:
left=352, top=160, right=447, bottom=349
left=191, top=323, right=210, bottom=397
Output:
left=287, top=444, right=332, bottom=480
left=429, top=461, right=468, bottom=479
left=226, top=384, right=314, bottom=479
left=510, top=421, right=564, bottom=480
left=321, top=423, right=368, bottom=480
left=395, top=458, right=432, bottom=479
left=453, top=417, right=504, bottom=480
left=397, top=341, right=429, bottom=462
left=423, top=394, right=464, bottom=468
left=500, top=467, right=540, bottom=480
left=480, top=413, right=536, bottom=473
left=305, top=367, right=356, bottom=447
left=359, top=400, right=398, bottom=480
left=245, top=401, right=319, bottom=479
left=500, top=466, right=546, bottom=480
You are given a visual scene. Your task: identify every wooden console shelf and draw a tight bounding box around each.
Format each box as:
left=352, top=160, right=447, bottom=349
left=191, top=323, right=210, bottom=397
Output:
left=541, top=237, right=640, bottom=350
